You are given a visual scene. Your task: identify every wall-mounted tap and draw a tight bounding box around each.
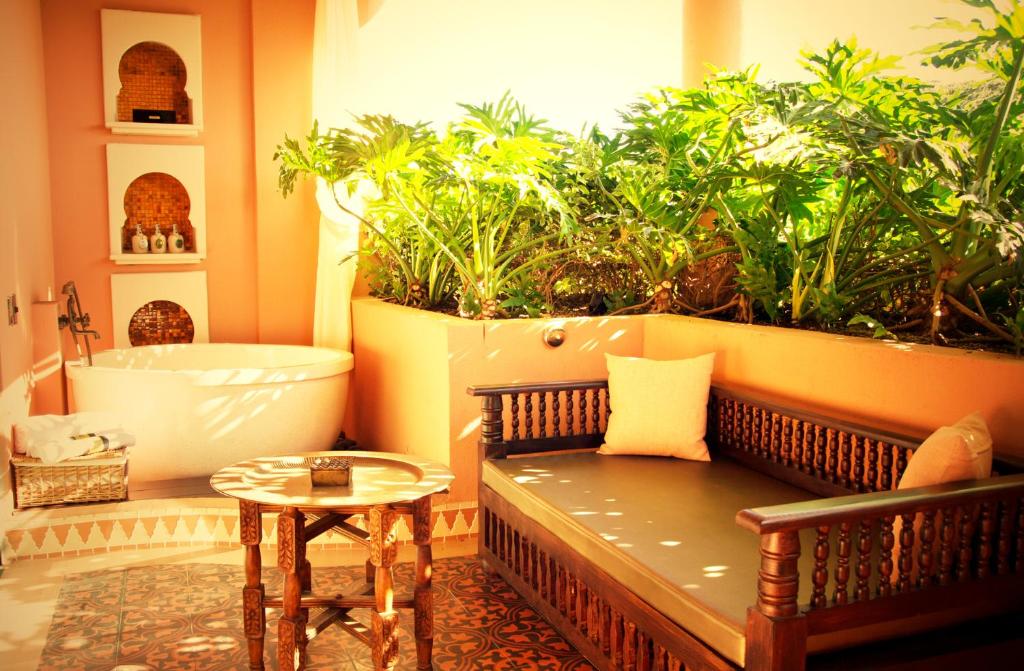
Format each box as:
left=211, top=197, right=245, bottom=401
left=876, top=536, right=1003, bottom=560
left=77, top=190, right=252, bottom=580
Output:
left=58, top=281, right=100, bottom=366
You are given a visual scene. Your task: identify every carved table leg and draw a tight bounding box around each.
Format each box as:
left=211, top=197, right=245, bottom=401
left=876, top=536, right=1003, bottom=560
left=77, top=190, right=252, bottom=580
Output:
left=278, top=506, right=308, bottom=671
left=413, top=496, right=434, bottom=669
left=369, top=505, right=400, bottom=670
left=239, top=500, right=266, bottom=671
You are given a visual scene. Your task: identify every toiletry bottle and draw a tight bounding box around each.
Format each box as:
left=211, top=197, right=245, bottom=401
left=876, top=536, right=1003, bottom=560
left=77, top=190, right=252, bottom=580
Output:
left=168, top=223, right=185, bottom=254
left=131, top=223, right=149, bottom=253
left=150, top=225, right=167, bottom=254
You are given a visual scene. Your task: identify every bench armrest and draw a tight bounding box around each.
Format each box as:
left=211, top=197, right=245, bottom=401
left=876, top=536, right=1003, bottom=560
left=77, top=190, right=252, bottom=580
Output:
left=736, top=473, right=1024, bottom=621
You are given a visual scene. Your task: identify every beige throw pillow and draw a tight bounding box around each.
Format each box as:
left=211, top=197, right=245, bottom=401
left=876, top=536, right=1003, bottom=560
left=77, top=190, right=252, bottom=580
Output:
left=898, top=412, right=993, bottom=490
left=598, top=352, right=715, bottom=460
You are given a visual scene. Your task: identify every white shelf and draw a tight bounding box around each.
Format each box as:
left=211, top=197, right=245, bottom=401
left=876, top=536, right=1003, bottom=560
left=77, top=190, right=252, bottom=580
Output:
left=108, top=122, right=201, bottom=137
left=111, top=253, right=204, bottom=265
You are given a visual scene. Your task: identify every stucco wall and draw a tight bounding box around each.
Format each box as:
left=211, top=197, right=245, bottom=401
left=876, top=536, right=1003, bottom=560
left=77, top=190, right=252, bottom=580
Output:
left=643, top=315, right=1024, bottom=458
left=0, top=0, right=58, bottom=558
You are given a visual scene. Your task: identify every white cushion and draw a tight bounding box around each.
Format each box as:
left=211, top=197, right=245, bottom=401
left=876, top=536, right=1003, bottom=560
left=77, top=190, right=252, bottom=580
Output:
left=598, top=352, right=715, bottom=460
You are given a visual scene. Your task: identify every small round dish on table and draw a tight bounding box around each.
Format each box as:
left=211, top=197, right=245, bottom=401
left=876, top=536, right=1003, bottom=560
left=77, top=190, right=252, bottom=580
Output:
left=211, top=451, right=454, bottom=671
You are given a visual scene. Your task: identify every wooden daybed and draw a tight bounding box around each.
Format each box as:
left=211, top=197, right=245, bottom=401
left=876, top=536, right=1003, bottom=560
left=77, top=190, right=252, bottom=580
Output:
left=468, top=380, right=1024, bottom=670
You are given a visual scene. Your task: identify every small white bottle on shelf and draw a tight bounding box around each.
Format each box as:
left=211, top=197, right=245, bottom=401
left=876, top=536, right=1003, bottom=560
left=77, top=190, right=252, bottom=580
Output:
left=150, top=225, right=167, bottom=254
left=168, top=223, right=185, bottom=254
left=131, top=223, right=149, bottom=253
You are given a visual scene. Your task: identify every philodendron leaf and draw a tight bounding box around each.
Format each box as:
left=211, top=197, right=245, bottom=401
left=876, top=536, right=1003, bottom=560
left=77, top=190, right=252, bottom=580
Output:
left=848, top=313, right=898, bottom=340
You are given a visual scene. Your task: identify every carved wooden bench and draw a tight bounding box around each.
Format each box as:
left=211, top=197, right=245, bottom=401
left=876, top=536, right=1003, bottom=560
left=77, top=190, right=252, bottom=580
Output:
left=469, top=380, right=1024, bottom=670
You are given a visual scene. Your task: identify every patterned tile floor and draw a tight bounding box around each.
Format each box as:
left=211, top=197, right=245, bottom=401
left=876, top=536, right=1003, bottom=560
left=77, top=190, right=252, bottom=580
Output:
left=38, top=556, right=595, bottom=670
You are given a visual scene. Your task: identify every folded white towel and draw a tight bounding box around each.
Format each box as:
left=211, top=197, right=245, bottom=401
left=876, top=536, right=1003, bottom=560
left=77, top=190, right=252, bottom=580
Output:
left=13, top=413, right=135, bottom=464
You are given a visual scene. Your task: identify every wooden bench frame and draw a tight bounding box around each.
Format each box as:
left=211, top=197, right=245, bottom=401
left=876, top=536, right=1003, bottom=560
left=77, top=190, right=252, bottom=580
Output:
left=469, top=380, right=1024, bottom=670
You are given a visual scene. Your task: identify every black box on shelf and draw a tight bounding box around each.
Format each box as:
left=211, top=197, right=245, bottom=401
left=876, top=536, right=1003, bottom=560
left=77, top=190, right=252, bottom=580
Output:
left=132, top=109, right=177, bottom=124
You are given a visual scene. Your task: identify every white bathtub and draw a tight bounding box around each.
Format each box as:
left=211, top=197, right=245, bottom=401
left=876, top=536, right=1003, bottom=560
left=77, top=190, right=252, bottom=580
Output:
left=66, top=344, right=354, bottom=482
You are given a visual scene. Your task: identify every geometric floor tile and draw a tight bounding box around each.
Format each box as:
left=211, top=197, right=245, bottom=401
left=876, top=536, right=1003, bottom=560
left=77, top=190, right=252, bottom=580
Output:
left=38, top=556, right=595, bottom=670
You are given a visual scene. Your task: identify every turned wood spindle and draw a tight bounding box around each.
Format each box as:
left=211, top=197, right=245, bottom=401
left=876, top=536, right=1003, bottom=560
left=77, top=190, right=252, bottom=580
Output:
left=552, top=391, right=561, bottom=437
left=897, top=513, right=915, bottom=593
left=511, top=394, right=521, bottom=440
left=538, top=549, right=548, bottom=599
left=833, top=522, right=852, bottom=605
left=548, top=557, right=558, bottom=607
left=880, top=444, right=894, bottom=491
left=1016, top=498, right=1024, bottom=574
left=610, top=611, right=624, bottom=668
left=814, top=425, right=827, bottom=479
left=603, top=389, right=611, bottom=426
left=566, top=390, right=575, bottom=436
left=579, top=390, right=588, bottom=434
left=755, top=531, right=801, bottom=618
left=588, top=596, right=600, bottom=645
left=856, top=519, right=873, bottom=601
left=938, top=507, right=956, bottom=586
left=956, top=506, right=974, bottom=582
left=782, top=416, right=793, bottom=468
left=827, top=428, right=840, bottom=485
left=725, top=399, right=737, bottom=448
left=506, top=523, right=514, bottom=569
left=838, top=432, right=852, bottom=489
left=524, top=394, right=534, bottom=439
left=600, top=603, right=612, bottom=655
left=867, top=440, right=880, bottom=492
left=812, top=525, right=830, bottom=609
left=755, top=407, right=767, bottom=459
left=853, top=436, right=865, bottom=492
left=538, top=392, right=548, bottom=438
left=997, top=499, right=1013, bottom=576
left=877, top=515, right=895, bottom=597
left=480, top=395, right=505, bottom=459
left=623, top=621, right=638, bottom=669
left=530, top=542, right=539, bottom=590
left=895, top=447, right=910, bottom=482
left=977, top=502, right=995, bottom=579
left=917, top=510, right=937, bottom=588
left=743, top=404, right=754, bottom=452
left=771, top=412, right=784, bottom=464
left=557, top=566, right=567, bottom=614
left=513, top=530, right=521, bottom=576
left=637, top=632, right=652, bottom=670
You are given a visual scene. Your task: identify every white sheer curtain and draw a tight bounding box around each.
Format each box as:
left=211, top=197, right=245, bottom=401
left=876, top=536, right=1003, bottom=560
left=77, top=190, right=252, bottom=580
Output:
left=311, top=0, right=362, bottom=351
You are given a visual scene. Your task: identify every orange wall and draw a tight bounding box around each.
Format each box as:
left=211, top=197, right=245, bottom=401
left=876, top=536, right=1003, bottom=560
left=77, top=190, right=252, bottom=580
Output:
left=351, top=298, right=645, bottom=501
left=252, top=0, right=318, bottom=345
left=643, top=316, right=1024, bottom=458
left=0, top=0, right=58, bottom=555
left=40, top=0, right=317, bottom=351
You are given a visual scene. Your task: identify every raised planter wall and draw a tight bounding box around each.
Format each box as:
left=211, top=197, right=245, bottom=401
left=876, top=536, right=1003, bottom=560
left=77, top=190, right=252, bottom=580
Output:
left=644, top=315, right=1024, bottom=458
left=349, top=299, right=644, bottom=501
left=348, top=302, right=1024, bottom=507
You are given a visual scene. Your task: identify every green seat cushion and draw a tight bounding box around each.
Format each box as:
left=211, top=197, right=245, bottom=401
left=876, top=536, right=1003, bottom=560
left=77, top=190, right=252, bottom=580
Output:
left=483, top=452, right=820, bottom=666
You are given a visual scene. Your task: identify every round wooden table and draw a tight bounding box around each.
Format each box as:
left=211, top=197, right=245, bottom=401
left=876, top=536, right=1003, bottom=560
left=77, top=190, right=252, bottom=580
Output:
left=211, top=451, right=454, bottom=671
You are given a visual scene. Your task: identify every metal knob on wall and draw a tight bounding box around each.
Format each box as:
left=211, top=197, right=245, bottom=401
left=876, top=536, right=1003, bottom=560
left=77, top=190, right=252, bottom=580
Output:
left=543, top=326, right=567, bottom=348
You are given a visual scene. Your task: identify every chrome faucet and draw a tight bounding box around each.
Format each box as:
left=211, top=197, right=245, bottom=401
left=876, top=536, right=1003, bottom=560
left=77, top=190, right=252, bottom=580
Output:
left=58, top=281, right=100, bottom=366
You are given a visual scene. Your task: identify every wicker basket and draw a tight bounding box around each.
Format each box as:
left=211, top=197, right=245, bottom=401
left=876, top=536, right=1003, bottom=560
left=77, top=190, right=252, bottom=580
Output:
left=10, top=448, right=129, bottom=509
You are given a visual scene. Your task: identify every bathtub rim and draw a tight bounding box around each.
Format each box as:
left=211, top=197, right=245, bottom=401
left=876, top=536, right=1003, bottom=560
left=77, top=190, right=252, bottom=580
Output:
left=65, top=343, right=354, bottom=387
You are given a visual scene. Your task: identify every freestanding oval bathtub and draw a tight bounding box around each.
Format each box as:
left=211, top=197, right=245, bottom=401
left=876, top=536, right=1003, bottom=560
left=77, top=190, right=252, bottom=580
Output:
left=66, top=344, right=354, bottom=482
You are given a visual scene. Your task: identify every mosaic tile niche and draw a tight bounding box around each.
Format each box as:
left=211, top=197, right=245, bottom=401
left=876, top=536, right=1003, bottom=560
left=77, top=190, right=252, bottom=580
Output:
left=116, top=42, right=191, bottom=124
left=106, top=144, right=206, bottom=264
left=121, top=172, right=195, bottom=252
left=101, top=9, right=203, bottom=135
left=110, top=271, right=209, bottom=349
left=128, top=300, right=195, bottom=346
